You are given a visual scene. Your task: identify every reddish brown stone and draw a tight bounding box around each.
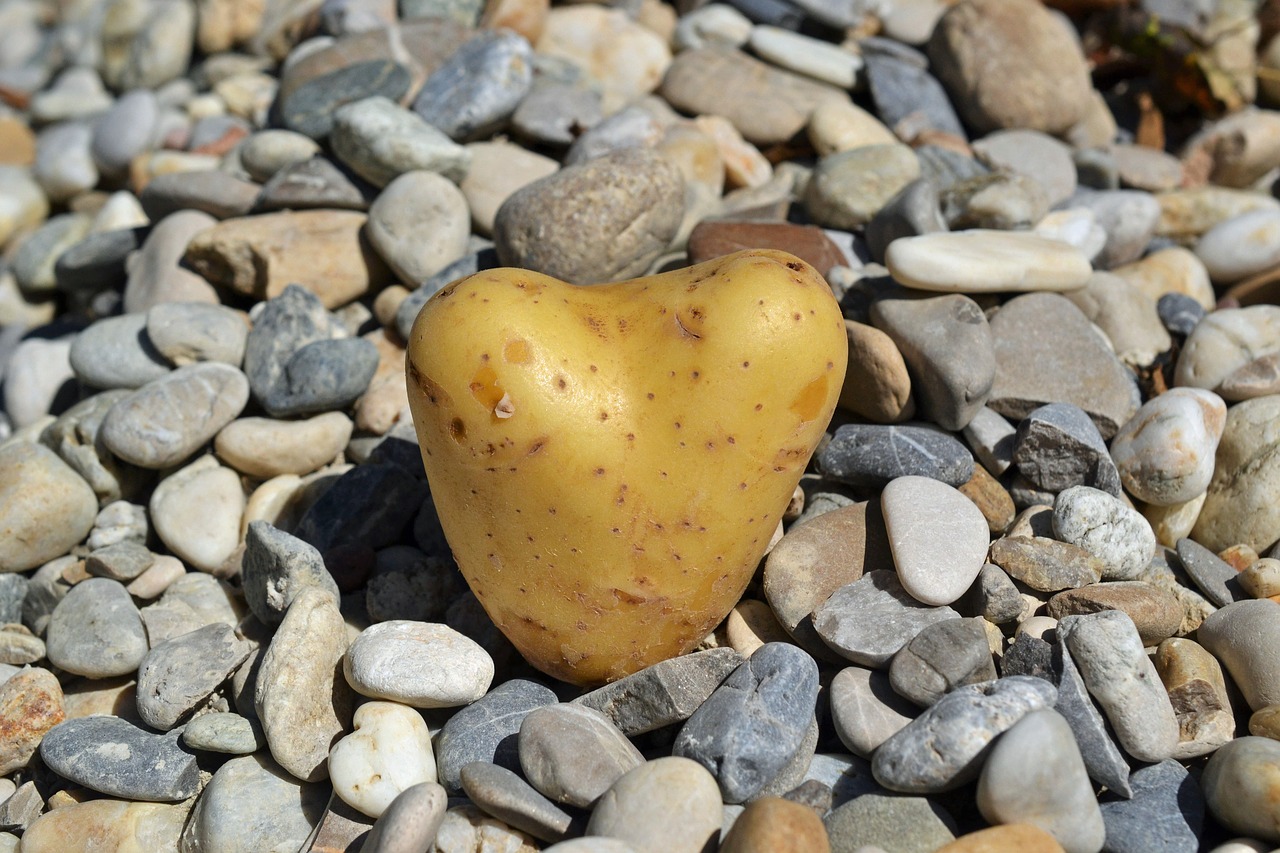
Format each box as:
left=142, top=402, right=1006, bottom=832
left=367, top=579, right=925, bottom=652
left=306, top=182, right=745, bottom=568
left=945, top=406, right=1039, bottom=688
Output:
left=959, top=463, right=1015, bottom=535
left=719, top=796, right=830, bottom=853
left=1047, top=580, right=1184, bottom=645
left=687, top=220, right=847, bottom=276
left=0, top=668, right=65, bottom=775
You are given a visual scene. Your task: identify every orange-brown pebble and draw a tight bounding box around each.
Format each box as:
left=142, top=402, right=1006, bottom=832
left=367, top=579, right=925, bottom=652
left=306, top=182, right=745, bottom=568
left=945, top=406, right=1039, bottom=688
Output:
left=959, top=462, right=1016, bottom=534
left=1218, top=544, right=1259, bottom=571
left=935, top=823, right=1067, bottom=852
left=719, top=797, right=830, bottom=853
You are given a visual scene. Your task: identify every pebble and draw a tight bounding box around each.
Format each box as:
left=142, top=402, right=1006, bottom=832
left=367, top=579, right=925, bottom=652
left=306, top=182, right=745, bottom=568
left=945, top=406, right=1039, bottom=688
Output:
left=1070, top=188, right=1163, bottom=270
left=586, top=756, right=723, bottom=853
left=493, top=148, right=685, bottom=285
left=0, top=667, right=63, bottom=775
left=13, top=213, right=92, bottom=295
left=881, top=476, right=988, bottom=606
left=254, top=587, right=355, bottom=782
left=1110, top=388, right=1227, bottom=507
left=518, top=703, right=643, bottom=808
left=413, top=30, right=534, bottom=141
left=861, top=37, right=966, bottom=141
left=216, top=412, right=352, bottom=479
left=135, top=622, right=251, bottom=731
left=68, top=313, right=171, bottom=390
left=673, top=642, right=819, bottom=803
left=1200, top=737, right=1280, bottom=844
left=1175, top=305, right=1280, bottom=393
left=344, top=620, right=493, bottom=708
left=181, top=712, right=263, bottom=755
left=180, top=754, right=329, bottom=853
left=1239, top=557, right=1280, bottom=599
left=972, top=129, right=1075, bottom=206
left=1174, top=537, right=1246, bottom=608
left=1052, top=486, right=1156, bottom=580
left=281, top=59, right=411, bottom=140
left=988, top=293, right=1141, bottom=439
left=575, top=647, right=743, bottom=735
left=976, top=708, right=1105, bottom=853
left=805, top=144, right=920, bottom=231
left=720, top=795, right=831, bottom=853
left=1058, top=611, right=1180, bottom=762
left=872, top=675, right=1057, bottom=793
left=459, top=140, right=559, bottom=236
left=329, top=95, right=470, bottom=188
left=1063, top=272, right=1172, bottom=368
left=252, top=156, right=368, bottom=213
left=1196, top=599, right=1280, bottom=711
left=885, top=231, right=1092, bottom=294
left=1048, top=582, right=1183, bottom=647
left=1013, top=404, right=1122, bottom=497
left=461, top=762, right=573, bottom=843
left=889, top=617, right=998, bottom=707
left=366, top=170, right=470, bottom=287
left=45, top=577, right=147, bottom=678
left=33, top=123, right=97, bottom=204
left=39, top=714, right=200, bottom=801
left=2, top=336, right=73, bottom=430
left=988, top=537, right=1104, bottom=592
left=435, top=678, right=559, bottom=794
left=1220, top=352, right=1280, bottom=402
left=21, top=800, right=189, bottom=853
left=1116, top=248, right=1216, bottom=311
left=99, top=362, right=249, bottom=469
left=0, top=166, right=47, bottom=247
left=838, top=320, right=915, bottom=424
left=870, top=295, right=993, bottom=431
left=121, top=209, right=218, bottom=313
left=1195, top=209, right=1280, bottom=284
left=149, top=454, right=244, bottom=573
left=813, top=570, right=961, bottom=667
left=1192, top=394, right=1280, bottom=553
left=818, top=423, right=974, bottom=489
left=329, top=701, right=437, bottom=818
left=0, top=442, right=96, bottom=573
left=360, top=782, right=448, bottom=853
left=824, top=791, right=957, bottom=853
left=1098, top=759, right=1204, bottom=853
left=1050, top=634, right=1132, bottom=797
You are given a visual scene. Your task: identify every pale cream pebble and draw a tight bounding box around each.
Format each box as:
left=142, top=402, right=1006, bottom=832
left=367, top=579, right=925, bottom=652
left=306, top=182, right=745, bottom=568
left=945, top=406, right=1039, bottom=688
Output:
left=125, top=554, right=186, bottom=600
left=1016, top=615, right=1058, bottom=640
left=1239, top=558, right=1280, bottom=599
left=1140, top=494, right=1206, bottom=549
left=724, top=599, right=790, bottom=657
left=693, top=115, right=772, bottom=189
left=241, top=474, right=304, bottom=537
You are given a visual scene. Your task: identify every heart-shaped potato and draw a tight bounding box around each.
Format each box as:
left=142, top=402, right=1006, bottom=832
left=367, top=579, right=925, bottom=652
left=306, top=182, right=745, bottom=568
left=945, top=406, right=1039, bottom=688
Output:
left=406, top=250, right=846, bottom=684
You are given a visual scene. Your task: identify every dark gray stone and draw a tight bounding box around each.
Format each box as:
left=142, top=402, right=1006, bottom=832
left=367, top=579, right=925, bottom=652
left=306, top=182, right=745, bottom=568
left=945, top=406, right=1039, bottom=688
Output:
left=518, top=704, right=644, bottom=808
left=818, top=423, right=974, bottom=489
left=242, top=521, right=339, bottom=626
left=460, top=762, right=574, bottom=844
left=364, top=545, right=464, bottom=624
left=54, top=227, right=144, bottom=294
left=861, top=37, right=966, bottom=140
left=293, top=462, right=428, bottom=554
left=575, top=647, right=744, bottom=736
left=865, top=178, right=946, bottom=264
left=888, top=617, right=997, bottom=707
left=509, top=77, right=603, bottom=147
left=137, top=622, right=253, bottom=731
left=1175, top=537, right=1247, bottom=608
left=813, top=570, right=960, bottom=667
left=138, top=170, right=261, bottom=220
left=40, top=716, right=200, bottom=801
left=435, top=679, right=559, bottom=794
left=282, top=60, right=412, bottom=139
left=871, top=676, right=1058, bottom=793
left=0, top=574, right=28, bottom=625
left=85, top=541, right=154, bottom=581
left=1000, top=633, right=1055, bottom=681
left=254, top=156, right=373, bottom=212
left=395, top=247, right=500, bottom=341
left=69, top=313, right=171, bottom=390
left=412, top=30, right=533, bottom=141
left=672, top=642, right=820, bottom=804
left=966, top=562, right=1022, bottom=624
left=1099, top=759, right=1202, bottom=852
left=1051, top=637, right=1132, bottom=797
left=1157, top=293, right=1205, bottom=337
left=1013, top=403, right=1122, bottom=496
left=870, top=294, right=995, bottom=431
left=243, top=284, right=379, bottom=417
left=725, top=0, right=806, bottom=29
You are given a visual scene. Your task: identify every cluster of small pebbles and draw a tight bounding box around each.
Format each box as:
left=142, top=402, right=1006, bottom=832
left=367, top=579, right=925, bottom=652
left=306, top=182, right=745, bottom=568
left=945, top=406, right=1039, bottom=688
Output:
left=2, top=0, right=1280, bottom=851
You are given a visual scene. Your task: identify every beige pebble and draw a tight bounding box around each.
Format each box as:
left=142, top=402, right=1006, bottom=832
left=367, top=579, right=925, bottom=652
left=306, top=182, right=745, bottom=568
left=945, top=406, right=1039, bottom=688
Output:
left=1155, top=637, right=1235, bottom=758
left=1239, top=558, right=1280, bottom=599
left=150, top=455, right=245, bottom=574
left=724, top=599, right=790, bottom=657
left=216, top=412, right=353, bottom=479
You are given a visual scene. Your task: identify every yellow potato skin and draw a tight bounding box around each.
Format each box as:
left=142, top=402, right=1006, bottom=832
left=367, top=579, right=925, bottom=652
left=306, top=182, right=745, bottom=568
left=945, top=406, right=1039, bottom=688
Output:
left=406, top=250, right=847, bottom=685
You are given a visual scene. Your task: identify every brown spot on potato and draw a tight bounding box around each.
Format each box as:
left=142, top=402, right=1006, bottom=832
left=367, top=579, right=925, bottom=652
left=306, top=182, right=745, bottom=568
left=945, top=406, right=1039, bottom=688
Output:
left=556, top=376, right=567, bottom=389
left=742, top=361, right=750, bottom=368
left=504, top=339, right=532, bottom=364
left=589, top=364, right=598, bottom=372
left=470, top=365, right=504, bottom=410
left=594, top=467, right=606, bottom=476
left=646, top=392, right=655, bottom=400
left=527, top=438, right=547, bottom=455
left=599, top=411, right=609, bottom=421
left=448, top=418, right=467, bottom=442
left=786, top=261, right=803, bottom=272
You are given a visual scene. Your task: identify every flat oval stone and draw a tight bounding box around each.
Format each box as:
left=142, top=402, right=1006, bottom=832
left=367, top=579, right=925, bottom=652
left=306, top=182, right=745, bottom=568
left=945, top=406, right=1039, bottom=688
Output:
left=22, top=800, right=188, bottom=853
left=1176, top=305, right=1280, bottom=393
left=814, top=570, right=961, bottom=667
left=673, top=642, right=819, bottom=803
left=149, top=455, right=245, bottom=574
left=40, top=715, right=199, bottom=801
left=435, top=678, right=559, bottom=794
left=1047, top=582, right=1183, bottom=647
left=329, top=95, right=471, bottom=188
left=1201, top=737, right=1280, bottom=845
left=0, top=442, right=97, bottom=573
left=818, top=423, right=974, bottom=489
left=181, top=712, right=263, bottom=755
left=360, top=782, right=448, bottom=853
left=519, top=704, right=643, bottom=808
left=720, top=795, right=832, bottom=853
left=889, top=617, right=998, bottom=707
left=329, top=701, right=437, bottom=818
left=412, top=30, right=533, bottom=141
left=215, top=412, right=353, bottom=479
left=67, top=312, right=171, bottom=391
left=1196, top=599, right=1280, bottom=711
left=45, top=577, right=147, bottom=678
left=1058, top=610, right=1180, bottom=762
left=586, top=756, right=722, bottom=853
left=872, top=675, right=1058, bottom=793
left=823, top=791, right=957, bottom=853
left=145, top=301, right=247, bottom=368
left=830, top=665, right=917, bottom=757
left=282, top=59, right=412, bottom=140
left=882, top=475, right=988, bottom=606
left=1195, top=209, right=1280, bottom=284
left=344, top=620, right=493, bottom=708
left=180, top=754, right=329, bottom=853
left=136, top=622, right=252, bottom=731
left=988, top=537, right=1104, bottom=592
left=100, top=362, right=250, bottom=469
left=976, top=708, right=1105, bottom=853
left=886, top=231, right=1091, bottom=293
left=1052, top=486, right=1156, bottom=581
left=241, top=521, right=339, bottom=626
left=1110, top=388, right=1226, bottom=506
left=460, top=762, right=573, bottom=844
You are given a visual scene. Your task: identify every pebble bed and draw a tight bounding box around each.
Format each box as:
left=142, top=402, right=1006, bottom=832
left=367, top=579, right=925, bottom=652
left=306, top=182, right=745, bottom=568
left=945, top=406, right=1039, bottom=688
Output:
left=1, top=0, right=1280, bottom=851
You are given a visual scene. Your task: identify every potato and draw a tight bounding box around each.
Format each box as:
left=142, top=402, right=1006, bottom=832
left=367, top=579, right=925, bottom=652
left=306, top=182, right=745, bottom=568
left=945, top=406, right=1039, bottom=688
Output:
left=405, top=250, right=847, bottom=685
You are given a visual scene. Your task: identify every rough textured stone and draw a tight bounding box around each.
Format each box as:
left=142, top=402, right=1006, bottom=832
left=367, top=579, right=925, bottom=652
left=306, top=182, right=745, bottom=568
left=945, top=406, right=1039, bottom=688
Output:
left=575, top=647, right=743, bottom=735
left=136, top=622, right=252, bottom=731
left=1047, top=582, right=1182, bottom=647
left=988, top=537, right=1105, bottom=592
left=241, top=520, right=339, bottom=627
left=1192, top=394, right=1280, bottom=553
left=435, top=678, right=559, bottom=794
left=889, top=617, right=998, bottom=707
left=40, top=715, right=199, bottom=802
left=1052, top=486, right=1156, bottom=581
left=1014, top=404, right=1122, bottom=497
left=813, top=570, right=961, bottom=667
left=0, top=667, right=63, bottom=775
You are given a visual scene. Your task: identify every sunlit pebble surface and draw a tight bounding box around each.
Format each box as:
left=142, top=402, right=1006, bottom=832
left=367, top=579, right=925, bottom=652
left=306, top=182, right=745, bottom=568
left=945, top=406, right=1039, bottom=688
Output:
left=1, top=0, right=1280, bottom=849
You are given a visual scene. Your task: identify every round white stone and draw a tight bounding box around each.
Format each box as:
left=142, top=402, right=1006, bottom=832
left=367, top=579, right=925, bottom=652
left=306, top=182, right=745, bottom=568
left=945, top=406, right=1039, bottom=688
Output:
left=329, top=701, right=437, bottom=819
left=885, top=230, right=1093, bottom=293
left=880, top=475, right=989, bottom=606
left=1110, top=387, right=1227, bottom=506
left=344, top=621, right=494, bottom=708
left=1195, top=208, right=1280, bottom=284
